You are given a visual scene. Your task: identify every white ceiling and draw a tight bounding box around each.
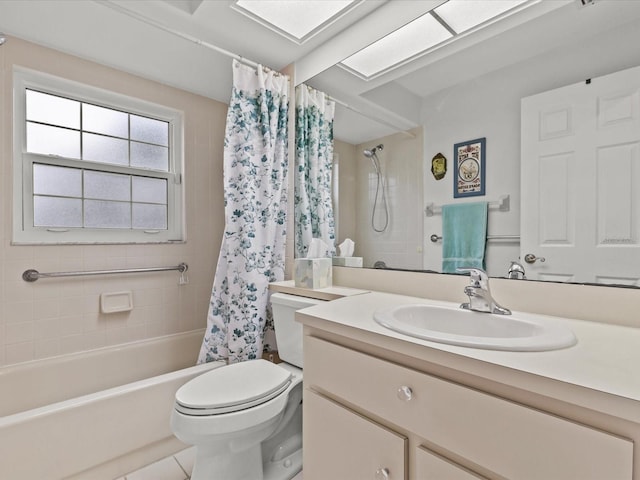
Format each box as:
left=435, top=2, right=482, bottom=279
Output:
left=1, top=0, right=640, bottom=144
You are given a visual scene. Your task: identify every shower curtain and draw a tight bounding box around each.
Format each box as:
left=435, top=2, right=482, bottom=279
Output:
left=294, top=85, right=336, bottom=258
left=198, top=60, right=290, bottom=364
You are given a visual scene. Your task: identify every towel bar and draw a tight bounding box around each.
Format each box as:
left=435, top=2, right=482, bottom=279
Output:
left=22, top=263, right=188, bottom=282
left=425, top=194, right=510, bottom=217
left=430, top=234, right=519, bottom=243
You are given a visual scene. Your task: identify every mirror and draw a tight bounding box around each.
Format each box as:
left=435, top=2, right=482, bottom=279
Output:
left=307, top=1, right=640, bottom=287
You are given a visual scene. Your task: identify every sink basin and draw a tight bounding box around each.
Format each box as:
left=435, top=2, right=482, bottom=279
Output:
left=373, top=304, right=577, bottom=351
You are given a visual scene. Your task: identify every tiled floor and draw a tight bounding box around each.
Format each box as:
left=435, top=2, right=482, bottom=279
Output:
left=117, top=448, right=194, bottom=480
left=117, top=447, right=303, bottom=480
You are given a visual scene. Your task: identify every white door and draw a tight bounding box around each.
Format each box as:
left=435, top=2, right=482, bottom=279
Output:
left=521, top=65, right=640, bottom=285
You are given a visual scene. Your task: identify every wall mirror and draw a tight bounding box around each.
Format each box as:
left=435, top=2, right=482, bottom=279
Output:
left=2, top=0, right=639, bottom=288
left=303, top=0, right=640, bottom=288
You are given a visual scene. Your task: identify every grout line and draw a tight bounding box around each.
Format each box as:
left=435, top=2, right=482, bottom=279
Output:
left=174, top=455, right=190, bottom=480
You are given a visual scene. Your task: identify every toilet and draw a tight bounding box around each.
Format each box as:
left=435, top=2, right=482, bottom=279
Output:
left=171, top=292, right=323, bottom=480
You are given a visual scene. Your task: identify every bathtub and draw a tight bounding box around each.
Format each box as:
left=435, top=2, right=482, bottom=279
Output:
left=0, top=329, right=223, bottom=480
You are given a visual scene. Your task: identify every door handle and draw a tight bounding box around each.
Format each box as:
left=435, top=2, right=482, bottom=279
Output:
left=524, top=253, right=546, bottom=264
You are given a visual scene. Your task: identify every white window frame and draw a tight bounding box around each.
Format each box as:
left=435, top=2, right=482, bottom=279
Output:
left=12, top=67, right=185, bottom=244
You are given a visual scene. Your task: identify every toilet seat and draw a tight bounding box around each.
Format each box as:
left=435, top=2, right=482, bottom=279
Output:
left=175, top=359, right=292, bottom=416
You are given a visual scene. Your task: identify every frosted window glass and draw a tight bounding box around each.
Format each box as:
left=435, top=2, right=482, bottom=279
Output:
left=83, top=132, right=129, bottom=166
left=27, top=122, right=80, bottom=158
left=84, top=171, right=130, bottom=201
left=26, top=90, right=80, bottom=129
left=132, top=176, right=166, bottom=204
left=84, top=200, right=131, bottom=228
left=131, top=115, right=168, bottom=146
left=131, top=142, right=169, bottom=171
left=34, top=196, right=82, bottom=227
left=83, top=104, right=128, bottom=138
left=133, top=203, right=167, bottom=229
left=33, top=164, right=82, bottom=197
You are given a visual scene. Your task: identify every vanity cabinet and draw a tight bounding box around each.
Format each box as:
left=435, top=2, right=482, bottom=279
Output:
left=303, top=335, right=634, bottom=480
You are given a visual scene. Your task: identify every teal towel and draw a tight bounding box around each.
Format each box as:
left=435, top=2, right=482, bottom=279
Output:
left=441, top=202, right=488, bottom=274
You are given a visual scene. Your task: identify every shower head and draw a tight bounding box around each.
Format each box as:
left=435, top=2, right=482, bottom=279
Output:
left=364, top=144, right=384, bottom=174
left=363, top=144, right=384, bottom=158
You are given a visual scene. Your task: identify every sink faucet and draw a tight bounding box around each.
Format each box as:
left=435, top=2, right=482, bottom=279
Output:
left=507, top=261, right=526, bottom=279
left=457, top=267, right=511, bottom=315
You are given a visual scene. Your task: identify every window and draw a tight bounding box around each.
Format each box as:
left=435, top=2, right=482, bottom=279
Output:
left=13, top=69, right=184, bottom=244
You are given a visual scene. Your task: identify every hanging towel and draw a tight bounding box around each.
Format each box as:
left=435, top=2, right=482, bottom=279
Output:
left=441, top=201, right=488, bottom=273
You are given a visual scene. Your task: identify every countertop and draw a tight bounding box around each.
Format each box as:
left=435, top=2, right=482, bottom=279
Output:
left=297, top=291, right=640, bottom=424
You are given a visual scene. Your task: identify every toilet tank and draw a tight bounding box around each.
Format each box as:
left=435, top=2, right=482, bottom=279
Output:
left=270, top=292, right=325, bottom=368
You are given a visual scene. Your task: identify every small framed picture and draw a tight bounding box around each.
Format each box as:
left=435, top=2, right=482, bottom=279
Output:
left=453, top=137, right=485, bottom=198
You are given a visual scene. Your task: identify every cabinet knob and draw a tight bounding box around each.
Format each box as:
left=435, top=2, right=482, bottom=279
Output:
left=375, top=467, right=390, bottom=480
left=397, top=385, right=413, bottom=401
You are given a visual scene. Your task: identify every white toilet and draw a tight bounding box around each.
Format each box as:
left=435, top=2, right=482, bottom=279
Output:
left=171, top=292, right=323, bottom=480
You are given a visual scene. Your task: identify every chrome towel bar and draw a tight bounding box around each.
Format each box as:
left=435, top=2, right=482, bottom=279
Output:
left=430, top=234, right=519, bottom=243
left=22, top=263, right=188, bottom=282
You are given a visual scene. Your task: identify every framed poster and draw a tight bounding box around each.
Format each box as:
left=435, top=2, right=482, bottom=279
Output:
left=454, top=137, right=485, bottom=198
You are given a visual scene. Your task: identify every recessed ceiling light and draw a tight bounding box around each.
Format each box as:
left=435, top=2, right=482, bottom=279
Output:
left=434, top=0, right=529, bottom=34
left=233, top=0, right=358, bottom=43
left=341, top=13, right=453, bottom=79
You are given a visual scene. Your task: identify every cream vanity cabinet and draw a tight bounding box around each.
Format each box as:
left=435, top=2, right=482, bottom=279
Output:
left=303, top=335, right=634, bottom=480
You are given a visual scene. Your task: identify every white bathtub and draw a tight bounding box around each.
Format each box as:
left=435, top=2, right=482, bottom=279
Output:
left=0, top=329, right=223, bottom=480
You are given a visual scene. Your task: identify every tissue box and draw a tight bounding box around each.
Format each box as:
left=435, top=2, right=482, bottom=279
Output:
left=332, top=257, right=363, bottom=267
left=294, top=258, right=332, bottom=289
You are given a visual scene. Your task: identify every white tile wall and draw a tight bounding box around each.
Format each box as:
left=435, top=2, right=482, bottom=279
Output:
left=351, top=128, right=424, bottom=269
left=0, top=36, right=227, bottom=367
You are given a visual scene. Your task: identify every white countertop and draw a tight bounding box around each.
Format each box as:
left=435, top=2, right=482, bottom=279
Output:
left=297, top=291, right=640, bottom=423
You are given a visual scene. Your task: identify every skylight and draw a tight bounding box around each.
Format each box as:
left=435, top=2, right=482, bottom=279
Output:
left=434, top=0, right=529, bottom=33
left=341, top=14, right=453, bottom=79
left=340, top=0, right=529, bottom=79
left=233, top=0, right=358, bottom=43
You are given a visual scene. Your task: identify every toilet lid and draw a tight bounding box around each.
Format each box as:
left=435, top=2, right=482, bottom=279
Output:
left=175, top=359, right=292, bottom=414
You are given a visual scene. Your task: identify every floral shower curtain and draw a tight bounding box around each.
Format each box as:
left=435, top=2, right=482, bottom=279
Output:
left=294, top=85, right=336, bottom=258
left=198, top=60, right=290, bottom=364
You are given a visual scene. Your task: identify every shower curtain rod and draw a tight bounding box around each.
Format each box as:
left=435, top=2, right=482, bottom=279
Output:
left=100, top=1, right=415, bottom=137
left=303, top=85, right=415, bottom=138
left=328, top=95, right=417, bottom=139
left=96, top=0, right=260, bottom=70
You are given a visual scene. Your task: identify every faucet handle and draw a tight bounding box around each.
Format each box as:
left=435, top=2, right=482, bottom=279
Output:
left=456, top=267, right=489, bottom=286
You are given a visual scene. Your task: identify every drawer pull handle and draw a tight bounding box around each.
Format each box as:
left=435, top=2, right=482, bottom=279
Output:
left=397, top=385, right=413, bottom=401
left=375, top=467, right=390, bottom=480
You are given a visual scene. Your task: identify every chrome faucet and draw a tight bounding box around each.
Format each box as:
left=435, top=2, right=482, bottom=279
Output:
left=507, top=261, right=526, bottom=279
left=457, top=267, right=511, bottom=315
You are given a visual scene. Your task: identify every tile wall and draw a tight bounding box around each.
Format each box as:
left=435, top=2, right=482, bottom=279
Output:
left=0, top=36, right=227, bottom=366
left=352, top=128, right=424, bottom=269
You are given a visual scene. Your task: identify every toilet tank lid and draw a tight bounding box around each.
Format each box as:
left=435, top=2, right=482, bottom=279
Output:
left=270, top=292, right=325, bottom=309
left=175, top=359, right=292, bottom=410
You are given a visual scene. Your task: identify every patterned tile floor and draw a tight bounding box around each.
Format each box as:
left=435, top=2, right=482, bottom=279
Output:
left=117, top=447, right=303, bottom=480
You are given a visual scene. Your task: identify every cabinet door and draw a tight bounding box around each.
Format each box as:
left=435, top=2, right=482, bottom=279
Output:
left=304, top=389, right=407, bottom=480
left=415, top=446, right=487, bottom=480
left=305, top=336, right=634, bottom=479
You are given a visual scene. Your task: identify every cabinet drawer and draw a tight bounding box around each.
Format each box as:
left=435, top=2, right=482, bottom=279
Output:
left=303, top=389, right=407, bottom=480
left=415, top=446, right=486, bottom=480
left=305, top=336, right=633, bottom=479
